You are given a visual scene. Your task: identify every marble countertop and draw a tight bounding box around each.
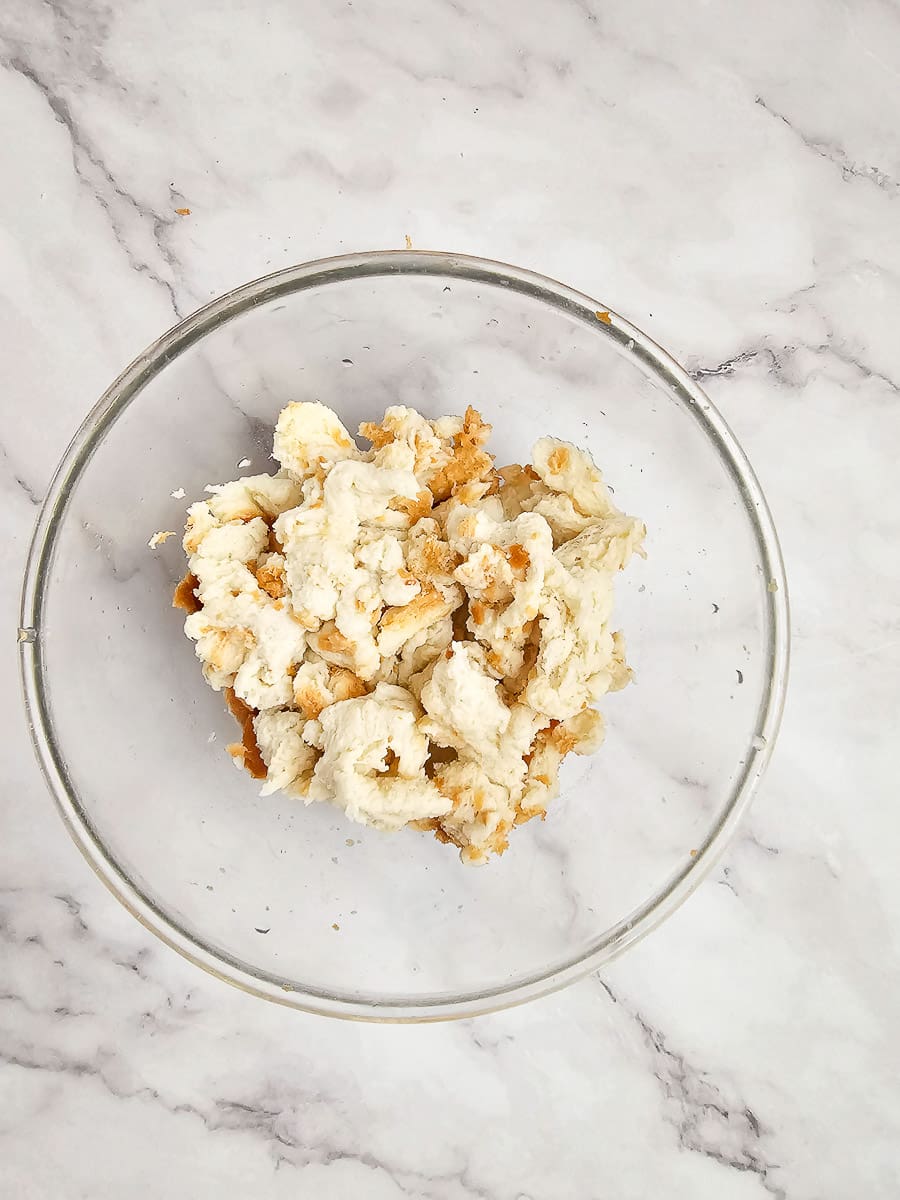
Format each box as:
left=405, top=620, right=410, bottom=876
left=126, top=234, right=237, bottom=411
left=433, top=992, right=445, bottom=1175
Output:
left=2, top=0, right=898, bottom=1195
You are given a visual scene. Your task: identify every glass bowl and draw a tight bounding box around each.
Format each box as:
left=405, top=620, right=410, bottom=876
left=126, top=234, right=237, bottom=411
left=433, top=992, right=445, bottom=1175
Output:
left=19, top=251, right=788, bottom=1021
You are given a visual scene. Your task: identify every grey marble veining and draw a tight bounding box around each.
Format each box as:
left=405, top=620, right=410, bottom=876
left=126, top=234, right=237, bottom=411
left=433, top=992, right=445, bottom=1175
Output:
left=2, top=0, right=899, bottom=1196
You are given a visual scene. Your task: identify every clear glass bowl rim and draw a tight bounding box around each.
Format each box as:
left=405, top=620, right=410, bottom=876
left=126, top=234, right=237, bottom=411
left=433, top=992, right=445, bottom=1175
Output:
left=19, top=250, right=790, bottom=1022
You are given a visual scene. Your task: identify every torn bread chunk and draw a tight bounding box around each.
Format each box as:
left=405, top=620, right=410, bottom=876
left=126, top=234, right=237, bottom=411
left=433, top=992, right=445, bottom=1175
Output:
left=517, top=708, right=606, bottom=824
left=254, top=709, right=319, bottom=797
left=274, top=459, right=422, bottom=638
left=174, top=401, right=644, bottom=862
left=360, top=404, right=496, bottom=502
left=305, top=684, right=450, bottom=830
left=273, top=401, right=359, bottom=478
left=182, top=500, right=307, bottom=709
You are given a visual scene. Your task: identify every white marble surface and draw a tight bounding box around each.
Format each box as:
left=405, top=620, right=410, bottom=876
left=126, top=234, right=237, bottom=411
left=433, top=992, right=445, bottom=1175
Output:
left=2, top=0, right=898, bottom=1195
